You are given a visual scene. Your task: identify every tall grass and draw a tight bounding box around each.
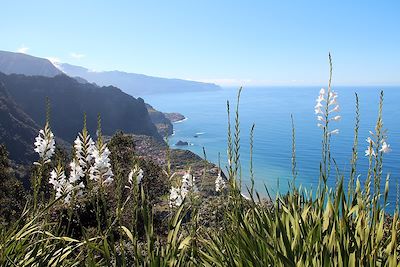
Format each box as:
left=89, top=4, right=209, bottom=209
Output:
left=0, top=56, right=399, bottom=266
left=198, top=56, right=400, bottom=266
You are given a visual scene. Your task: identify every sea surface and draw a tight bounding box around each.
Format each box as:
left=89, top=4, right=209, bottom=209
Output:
left=144, top=86, right=400, bottom=211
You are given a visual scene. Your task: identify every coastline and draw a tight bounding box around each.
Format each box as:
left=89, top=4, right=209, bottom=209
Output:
left=173, top=117, right=188, bottom=123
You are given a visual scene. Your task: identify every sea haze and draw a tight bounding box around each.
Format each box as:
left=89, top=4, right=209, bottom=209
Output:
left=144, top=86, right=400, bottom=210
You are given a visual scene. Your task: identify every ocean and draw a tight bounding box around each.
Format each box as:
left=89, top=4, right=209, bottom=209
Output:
left=144, top=86, right=400, bottom=210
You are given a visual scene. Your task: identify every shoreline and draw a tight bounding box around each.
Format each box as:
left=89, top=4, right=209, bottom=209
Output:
left=173, top=117, right=188, bottom=123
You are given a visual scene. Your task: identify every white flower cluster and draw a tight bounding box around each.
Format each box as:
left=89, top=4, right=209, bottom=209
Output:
left=89, top=144, right=114, bottom=186
left=49, top=163, right=84, bottom=205
left=126, top=165, right=143, bottom=189
left=74, top=132, right=95, bottom=171
left=37, top=123, right=115, bottom=205
left=68, top=159, right=85, bottom=196
left=365, top=133, right=391, bottom=157
left=34, top=123, right=55, bottom=165
left=169, top=172, right=198, bottom=207
left=315, top=88, right=341, bottom=135
left=169, top=187, right=184, bottom=207
left=181, top=172, right=198, bottom=196
left=215, top=170, right=227, bottom=192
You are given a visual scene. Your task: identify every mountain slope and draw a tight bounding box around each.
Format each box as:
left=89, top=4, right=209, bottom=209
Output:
left=146, top=104, right=173, bottom=136
left=0, top=50, right=62, bottom=77
left=0, top=73, right=162, bottom=144
left=0, top=82, right=39, bottom=163
left=57, top=63, right=220, bottom=96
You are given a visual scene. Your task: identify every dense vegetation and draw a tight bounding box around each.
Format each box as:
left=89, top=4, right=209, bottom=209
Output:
left=0, top=58, right=399, bottom=266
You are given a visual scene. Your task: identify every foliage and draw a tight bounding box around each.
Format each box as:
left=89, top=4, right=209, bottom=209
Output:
left=108, top=131, right=169, bottom=205
left=0, top=56, right=399, bottom=266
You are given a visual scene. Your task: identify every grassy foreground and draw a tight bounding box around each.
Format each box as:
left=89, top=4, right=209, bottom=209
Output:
left=0, top=57, right=399, bottom=266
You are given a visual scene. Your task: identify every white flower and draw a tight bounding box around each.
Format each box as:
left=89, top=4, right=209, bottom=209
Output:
left=314, top=107, right=323, bottom=115
left=314, top=102, right=323, bottom=109
left=75, top=182, right=85, bottom=197
left=49, top=166, right=72, bottom=204
left=74, top=133, right=95, bottom=170
left=128, top=171, right=133, bottom=185
left=329, top=98, right=337, bottom=106
left=127, top=166, right=144, bottom=190
left=215, top=171, right=226, bottom=192
left=329, top=105, right=340, bottom=114
left=69, top=159, right=84, bottom=184
left=103, top=177, right=114, bottom=186
left=64, top=193, right=72, bottom=205
left=137, top=169, right=143, bottom=184
left=380, top=142, right=391, bottom=153
left=365, top=146, right=375, bottom=157
left=329, top=91, right=338, bottom=102
left=34, top=124, right=55, bottom=164
left=128, top=166, right=143, bottom=186
left=315, top=89, right=326, bottom=106
left=169, top=171, right=198, bottom=207
left=315, top=89, right=325, bottom=115
left=169, top=187, right=183, bottom=207
left=315, top=88, right=340, bottom=134
left=49, top=170, right=60, bottom=188
left=365, top=133, right=391, bottom=156
left=89, top=144, right=113, bottom=186
left=181, top=172, right=198, bottom=197
left=329, top=129, right=339, bottom=135
left=68, top=159, right=85, bottom=198
left=50, top=161, right=86, bottom=205
left=366, top=137, right=374, bottom=145
left=365, top=136, right=375, bottom=157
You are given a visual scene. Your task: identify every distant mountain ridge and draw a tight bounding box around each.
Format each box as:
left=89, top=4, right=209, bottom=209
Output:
left=56, top=63, right=220, bottom=96
left=0, top=50, right=62, bottom=77
left=0, top=50, right=220, bottom=96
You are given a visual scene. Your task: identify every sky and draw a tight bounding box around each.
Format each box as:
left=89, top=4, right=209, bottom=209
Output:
left=1, top=0, right=400, bottom=86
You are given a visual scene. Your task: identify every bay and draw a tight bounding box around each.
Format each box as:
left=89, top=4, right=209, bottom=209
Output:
left=144, top=86, right=400, bottom=211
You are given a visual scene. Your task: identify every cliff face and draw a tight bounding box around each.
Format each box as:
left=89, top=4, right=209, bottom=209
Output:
left=146, top=104, right=187, bottom=137
left=163, top=113, right=186, bottom=123
left=146, top=104, right=174, bottom=136
left=0, top=73, right=163, bottom=146
left=0, top=82, right=39, bottom=163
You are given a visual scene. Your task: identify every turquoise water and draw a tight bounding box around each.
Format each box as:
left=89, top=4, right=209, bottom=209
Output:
left=144, top=86, right=400, bottom=210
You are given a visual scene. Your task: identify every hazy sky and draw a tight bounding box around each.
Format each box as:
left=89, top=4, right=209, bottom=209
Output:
left=2, top=1, right=399, bottom=86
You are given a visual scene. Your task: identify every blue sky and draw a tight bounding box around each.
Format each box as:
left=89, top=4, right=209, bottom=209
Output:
left=1, top=0, right=399, bottom=86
